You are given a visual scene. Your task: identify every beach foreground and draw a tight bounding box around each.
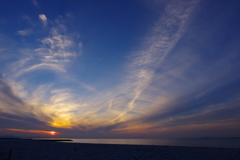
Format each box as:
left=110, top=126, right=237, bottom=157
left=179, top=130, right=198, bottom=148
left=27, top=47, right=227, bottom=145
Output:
left=0, top=139, right=240, bottom=160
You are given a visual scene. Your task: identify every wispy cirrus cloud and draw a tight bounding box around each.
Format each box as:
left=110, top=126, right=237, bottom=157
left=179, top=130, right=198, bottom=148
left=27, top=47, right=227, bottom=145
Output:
left=10, top=15, right=79, bottom=79
left=0, top=79, right=31, bottom=116
left=102, top=0, right=200, bottom=124
left=1, top=13, right=91, bottom=129
left=17, top=29, right=33, bottom=36
left=32, top=0, right=38, bottom=7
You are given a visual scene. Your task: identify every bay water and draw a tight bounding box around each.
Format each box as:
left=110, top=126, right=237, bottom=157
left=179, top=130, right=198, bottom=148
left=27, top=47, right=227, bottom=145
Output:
left=62, top=138, right=240, bottom=149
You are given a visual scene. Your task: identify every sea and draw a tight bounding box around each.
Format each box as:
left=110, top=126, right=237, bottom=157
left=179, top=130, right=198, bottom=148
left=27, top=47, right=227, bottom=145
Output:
left=60, top=138, right=240, bottom=149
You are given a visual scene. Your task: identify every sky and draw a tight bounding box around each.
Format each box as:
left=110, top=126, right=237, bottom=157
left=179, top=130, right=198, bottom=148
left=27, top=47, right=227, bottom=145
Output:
left=0, top=0, right=240, bottom=139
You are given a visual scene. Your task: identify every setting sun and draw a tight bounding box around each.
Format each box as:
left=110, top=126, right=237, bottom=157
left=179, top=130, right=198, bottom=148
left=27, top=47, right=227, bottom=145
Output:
left=49, top=131, right=57, bottom=136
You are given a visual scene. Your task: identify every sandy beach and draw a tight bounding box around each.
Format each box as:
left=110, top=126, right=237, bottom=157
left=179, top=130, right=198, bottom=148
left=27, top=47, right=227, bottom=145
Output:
left=0, top=139, right=240, bottom=160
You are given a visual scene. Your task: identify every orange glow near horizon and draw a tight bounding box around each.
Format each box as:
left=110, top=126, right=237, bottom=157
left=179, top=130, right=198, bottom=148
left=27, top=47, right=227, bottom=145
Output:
left=7, top=129, right=60, bottom=136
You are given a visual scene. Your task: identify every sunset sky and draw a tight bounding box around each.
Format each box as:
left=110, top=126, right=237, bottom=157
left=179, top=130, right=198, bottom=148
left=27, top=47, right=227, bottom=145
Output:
left=0, top=0, right=240, bottom=138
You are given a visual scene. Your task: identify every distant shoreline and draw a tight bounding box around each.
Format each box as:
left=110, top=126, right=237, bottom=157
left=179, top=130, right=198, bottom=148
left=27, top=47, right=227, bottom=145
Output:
left=1, top=137, right=240, bottom=148
left=178, top=137, right=240, bottom=139
left=0, top=137, right=72, bottom=141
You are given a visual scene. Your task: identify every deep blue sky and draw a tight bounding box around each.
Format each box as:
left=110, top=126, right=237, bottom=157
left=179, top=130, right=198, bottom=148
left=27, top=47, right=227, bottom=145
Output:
left=0, top=0, right=240, bottom=138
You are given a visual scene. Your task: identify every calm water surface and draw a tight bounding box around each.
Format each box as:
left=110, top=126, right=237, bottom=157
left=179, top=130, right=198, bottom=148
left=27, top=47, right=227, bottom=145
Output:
left=62, top=138, right=240, bottom=149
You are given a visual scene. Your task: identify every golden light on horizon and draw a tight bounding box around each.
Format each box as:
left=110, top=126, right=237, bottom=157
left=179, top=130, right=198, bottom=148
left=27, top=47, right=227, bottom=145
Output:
left=7, top=129, right=60, bottom=136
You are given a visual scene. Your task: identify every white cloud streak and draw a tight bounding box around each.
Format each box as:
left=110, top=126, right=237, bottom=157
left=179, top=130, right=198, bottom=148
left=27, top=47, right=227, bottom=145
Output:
left=15, top=63, right=66, bottom=77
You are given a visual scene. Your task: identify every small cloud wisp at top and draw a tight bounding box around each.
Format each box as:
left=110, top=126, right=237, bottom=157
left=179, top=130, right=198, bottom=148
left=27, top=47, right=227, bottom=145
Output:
left=39, top=14, right=47, bottom=26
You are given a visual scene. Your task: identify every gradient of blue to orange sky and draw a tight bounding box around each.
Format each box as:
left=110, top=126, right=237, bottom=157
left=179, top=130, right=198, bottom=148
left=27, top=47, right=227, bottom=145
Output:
left=0, top=0, right=240, bottom=138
